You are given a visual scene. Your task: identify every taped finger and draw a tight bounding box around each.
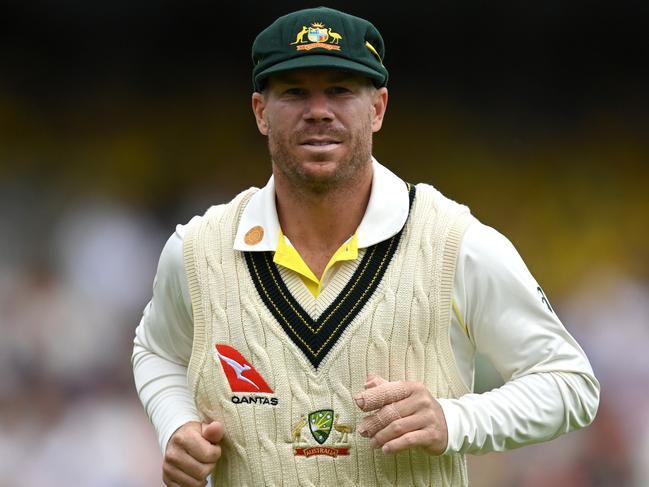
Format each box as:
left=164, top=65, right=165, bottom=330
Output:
left=358, top=403, right=401, bottom=437
left=355, top=381, right=410, bottom=411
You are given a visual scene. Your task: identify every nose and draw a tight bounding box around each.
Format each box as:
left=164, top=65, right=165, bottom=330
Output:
left=303, top=92, right=334, bottom=122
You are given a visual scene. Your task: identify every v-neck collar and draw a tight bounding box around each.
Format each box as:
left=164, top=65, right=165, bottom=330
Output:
left=243, top=184, right=416, bottom=370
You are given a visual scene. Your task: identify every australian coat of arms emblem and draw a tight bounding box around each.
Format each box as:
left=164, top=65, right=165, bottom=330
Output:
left=292, top=409, right=354, bottom=457
left=291, top=22, right=342, bottom=51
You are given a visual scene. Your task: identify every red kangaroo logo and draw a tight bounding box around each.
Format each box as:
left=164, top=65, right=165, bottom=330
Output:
left=215, top=344, right=273, bottom=393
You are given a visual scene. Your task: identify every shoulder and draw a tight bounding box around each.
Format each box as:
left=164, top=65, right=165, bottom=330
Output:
left=456, top=220, right=546, bottom=316
left=413, top=183, right=471, bottom=217
left=411, top=184, right=475, bottom=246
left=461, top=221, right=528, bottom=274
left=408, top=184, right=516, bottom=264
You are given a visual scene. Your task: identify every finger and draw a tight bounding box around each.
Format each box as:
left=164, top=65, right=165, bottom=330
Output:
left=381, top=429, right=433, bottom=455
left=170, top=422, right=202, bottom=451
left=357, top=403, right=402, bottom=437
left=354, top=380, right=411, bottom=411
left=201, top=421, right=225, bottom=444
left=163, top=461, right=209, bottom=487
left=364, top=374, right=388, bottom=389
left=165, top=481, right=204, bottom=487
left=370, top=414, right=428, bottom=448
left=358, top=388, right=428, bottom=437
left=185, top=437, right=222, bottom=464
left=166, top=446, right=215, bottom=482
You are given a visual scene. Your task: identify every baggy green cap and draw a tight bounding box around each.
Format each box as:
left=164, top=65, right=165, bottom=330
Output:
left=251, top=6, right=388, bottom=91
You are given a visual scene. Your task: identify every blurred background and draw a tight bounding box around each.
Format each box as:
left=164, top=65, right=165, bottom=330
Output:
left=1, top=1, right=647, bottom=485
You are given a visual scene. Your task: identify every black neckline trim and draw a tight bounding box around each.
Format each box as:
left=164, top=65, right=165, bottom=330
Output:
left=244, top=183, right=416, bottom=369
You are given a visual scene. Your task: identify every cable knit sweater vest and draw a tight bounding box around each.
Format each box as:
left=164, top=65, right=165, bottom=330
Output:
left=184, top=183, right=474, bottom=486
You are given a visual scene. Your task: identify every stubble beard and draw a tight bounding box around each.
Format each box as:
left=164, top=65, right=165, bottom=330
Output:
left=267, top=114, right=374, bottom=196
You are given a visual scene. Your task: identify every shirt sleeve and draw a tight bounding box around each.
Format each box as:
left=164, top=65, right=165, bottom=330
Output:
left=438, top=221, right=600, bottom=454
left=132, top=221, right=200, bottom=454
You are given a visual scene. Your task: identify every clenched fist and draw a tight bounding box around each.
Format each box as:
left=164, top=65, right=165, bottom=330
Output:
left=354, top=375, right=448, bottom=455
left=163, top=421, right=224, bottom=487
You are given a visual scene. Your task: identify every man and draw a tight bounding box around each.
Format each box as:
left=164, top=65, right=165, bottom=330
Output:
left=132, top=6, right=599, bottom=486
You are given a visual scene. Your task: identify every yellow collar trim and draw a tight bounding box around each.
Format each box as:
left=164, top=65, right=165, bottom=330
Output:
left=273, top=230, right=359, bottom=297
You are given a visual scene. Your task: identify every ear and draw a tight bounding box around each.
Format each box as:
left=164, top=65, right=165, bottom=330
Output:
left=251, top=92, right=269, bottom=135
left=371, top=87, right=389, bottom=133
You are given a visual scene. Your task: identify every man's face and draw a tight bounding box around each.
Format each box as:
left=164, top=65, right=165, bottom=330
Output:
left=252, top=69, right=388, bottom=193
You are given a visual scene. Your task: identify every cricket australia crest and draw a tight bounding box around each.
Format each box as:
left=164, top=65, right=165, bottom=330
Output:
left=290, top=22, right=342, bottom=51
left=292, top=410, right=354, bottom=457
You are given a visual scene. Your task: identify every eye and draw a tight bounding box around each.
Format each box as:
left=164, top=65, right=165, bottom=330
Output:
left=283, top=87, right=306, bottom=96
left=328, top=86, right=352, bottom=95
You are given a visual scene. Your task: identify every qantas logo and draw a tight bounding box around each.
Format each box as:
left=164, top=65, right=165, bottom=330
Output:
left=215, top=344, right=276, bottom=401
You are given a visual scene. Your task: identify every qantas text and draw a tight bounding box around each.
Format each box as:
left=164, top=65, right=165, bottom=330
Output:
left=231, top=395, right=279, bottom=406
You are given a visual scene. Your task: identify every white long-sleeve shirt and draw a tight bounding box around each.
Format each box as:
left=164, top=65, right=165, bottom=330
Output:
left=132, top=160, right=599, bottom=455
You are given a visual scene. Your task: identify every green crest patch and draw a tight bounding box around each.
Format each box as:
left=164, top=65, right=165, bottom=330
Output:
left=308, top=409, right=333, bottom=444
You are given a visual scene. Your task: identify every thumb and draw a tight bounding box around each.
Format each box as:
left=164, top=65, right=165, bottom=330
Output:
left=201, top=421, right=225, bottom=445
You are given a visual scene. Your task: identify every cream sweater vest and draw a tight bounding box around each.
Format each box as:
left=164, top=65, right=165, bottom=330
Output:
left=184, top=183, right=474, bottom=486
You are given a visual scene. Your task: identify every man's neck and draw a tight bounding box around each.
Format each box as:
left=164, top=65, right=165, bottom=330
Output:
left=274, top=164, right=372, bottom=278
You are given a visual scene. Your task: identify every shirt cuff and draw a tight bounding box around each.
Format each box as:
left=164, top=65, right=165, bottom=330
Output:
left=437, top=397, right=462, bottom=455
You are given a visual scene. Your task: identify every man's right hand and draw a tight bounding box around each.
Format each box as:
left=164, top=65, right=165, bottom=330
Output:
left=163, top=421, right=224, bottom=487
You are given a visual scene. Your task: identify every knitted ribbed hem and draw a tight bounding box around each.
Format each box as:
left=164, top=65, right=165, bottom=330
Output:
left=439, top=210, right=475, bottom=398
left=184, top=189, right=258, bottom=403
left=183, top=215, right=206, bottom=401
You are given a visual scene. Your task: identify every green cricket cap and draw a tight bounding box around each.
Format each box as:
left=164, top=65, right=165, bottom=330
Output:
left=252, top=6, right=389, bottom=91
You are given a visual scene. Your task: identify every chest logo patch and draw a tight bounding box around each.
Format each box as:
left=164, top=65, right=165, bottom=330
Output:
left=292, top=410, right=354, bottom=457
left=215, top=344, right=273, bottom=393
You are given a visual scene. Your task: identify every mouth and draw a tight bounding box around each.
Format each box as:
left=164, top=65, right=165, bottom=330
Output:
left=299, top=137, right=342, bottom=151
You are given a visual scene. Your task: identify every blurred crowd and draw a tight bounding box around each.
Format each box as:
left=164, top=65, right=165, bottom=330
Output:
left=0, top=189, right=166, bottom=486
left=1, top=80, right=648, bottom=486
